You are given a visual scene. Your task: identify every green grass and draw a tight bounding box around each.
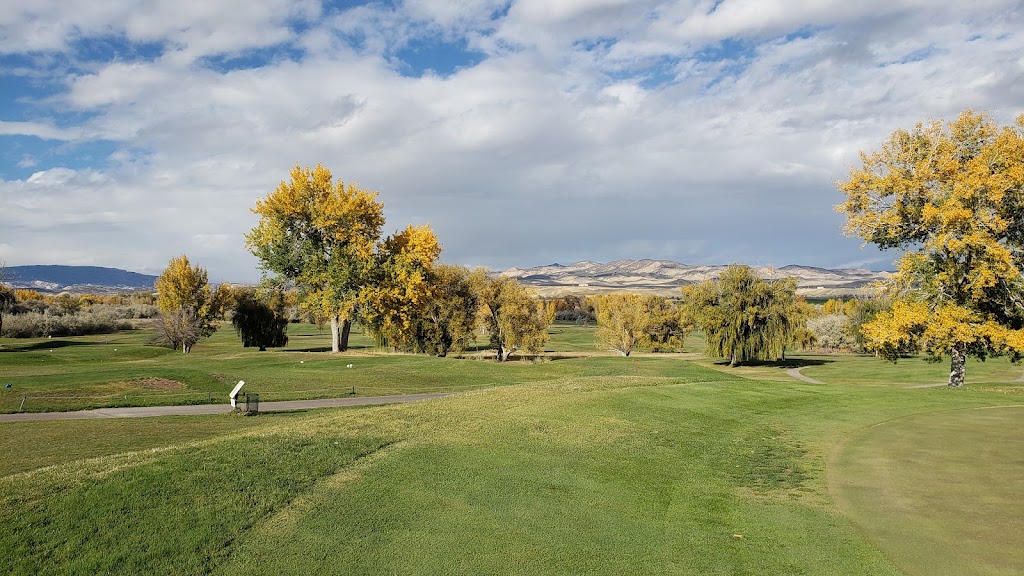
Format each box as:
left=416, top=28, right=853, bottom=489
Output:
left=0, top=321, right=703, bottom=413
left=690, top=350, right=1024, bottom=387
left=0, top=323, right=586, bottom=413
left=2, top=354, right=1022, bottom=574
left=3, top=321, right=1024, bottom=574
left=831, top=406, right=1024, bottom=576
left=801, top=353, right=1024, bottom=386
left=0, top=413, right=303, bottom=477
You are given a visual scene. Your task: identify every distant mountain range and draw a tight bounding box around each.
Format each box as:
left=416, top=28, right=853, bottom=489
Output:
left=501, top=259, right=890, bottom=296
left=2, top=260, right=890, bottom=297
left=2, top=265, right=158, bottom=294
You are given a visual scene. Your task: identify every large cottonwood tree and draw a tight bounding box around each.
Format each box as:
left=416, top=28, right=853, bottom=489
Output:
left=247, top=164, right=384, bottom=352
left=837, top=110, right=1024, bottom=386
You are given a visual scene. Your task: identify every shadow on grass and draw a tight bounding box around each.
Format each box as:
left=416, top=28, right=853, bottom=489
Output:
left=281, top=347, right=334, bottom=353
left=713, top=358, right=834, bottom=368
left=0, top=340, right=103, bottom=352
left=281, top=343, right=376, bottom=353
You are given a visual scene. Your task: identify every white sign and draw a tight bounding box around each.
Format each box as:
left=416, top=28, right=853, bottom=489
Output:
left=230, top=380, right=245, bottom=408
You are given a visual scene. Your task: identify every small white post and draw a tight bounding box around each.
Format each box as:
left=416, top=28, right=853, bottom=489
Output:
left=230, top=380, right=245, bottom=409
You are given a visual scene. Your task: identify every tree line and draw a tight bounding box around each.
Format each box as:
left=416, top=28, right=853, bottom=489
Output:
left=8, top=108, right=1024, bottom=386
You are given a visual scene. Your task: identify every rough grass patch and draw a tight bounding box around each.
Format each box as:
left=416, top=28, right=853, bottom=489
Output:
left=727, top=425, right=808, bottom=492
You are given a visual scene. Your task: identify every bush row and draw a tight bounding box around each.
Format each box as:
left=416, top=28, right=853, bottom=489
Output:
left=12, top=301, right=159, bottom=319
left=1, top=309, right=136, bottom=338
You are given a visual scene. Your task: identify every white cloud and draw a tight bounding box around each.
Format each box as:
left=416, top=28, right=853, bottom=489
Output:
left=0, top=1, right=1022, bottom=279
left=0, top=121, right=82, bottom=141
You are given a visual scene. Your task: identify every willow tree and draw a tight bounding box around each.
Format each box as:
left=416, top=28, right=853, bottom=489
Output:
left=837, top=110, right=1024, bottom=386
left=680, top=265, right=800, bottom=367
left=247, top=164, right=384, bottom=352
left=232, top=289, right=289, bottom=351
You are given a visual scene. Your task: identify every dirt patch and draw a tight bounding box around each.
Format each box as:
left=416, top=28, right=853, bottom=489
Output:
left=131, top=377, right=186, bottom=390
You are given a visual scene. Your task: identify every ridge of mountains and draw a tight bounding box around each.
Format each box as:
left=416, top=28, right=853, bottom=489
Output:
left=500, top=259, right=890, bottom=296
left=2, top=265, right=159, bottom=294
left=2, top=260, right=891, bottom=296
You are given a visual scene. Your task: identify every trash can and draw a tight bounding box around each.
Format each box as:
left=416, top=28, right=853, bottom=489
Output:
left=245, top=392, right=259, bottom=415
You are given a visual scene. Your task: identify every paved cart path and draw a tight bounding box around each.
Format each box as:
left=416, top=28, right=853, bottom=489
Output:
left=0, top=392, right=453, bottom=422
left=786, top=367, right=824, bottom=384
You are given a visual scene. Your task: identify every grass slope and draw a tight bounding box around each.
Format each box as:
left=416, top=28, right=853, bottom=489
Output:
left=4, top=322, right=1024, bottom=574
left=3, top=354, right=1022, bottom=575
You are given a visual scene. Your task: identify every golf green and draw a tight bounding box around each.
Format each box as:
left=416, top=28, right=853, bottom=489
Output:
left=830, top=405, right=1024, bottom=575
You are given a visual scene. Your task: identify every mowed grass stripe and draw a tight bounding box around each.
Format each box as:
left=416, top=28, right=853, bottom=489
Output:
left=0, top=428, right=392, bottom=575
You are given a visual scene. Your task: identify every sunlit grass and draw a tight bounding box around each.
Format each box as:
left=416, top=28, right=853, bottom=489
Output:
left=2, top=346, right=1022, bottom=574
left=831, top=406, right=1024, bottom=576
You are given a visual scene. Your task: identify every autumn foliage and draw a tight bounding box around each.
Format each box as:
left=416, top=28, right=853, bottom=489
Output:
left=593, top=294, right=686, bottom=356
left=153, top=255, right=217, bottom=353
left=837, top=110, right=1024, bottom=386
left=246, top=164, right=444, bottom=355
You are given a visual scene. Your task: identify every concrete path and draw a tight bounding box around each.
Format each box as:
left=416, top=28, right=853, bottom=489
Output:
left=0, top=392, right=453, bottom=423
left=786, top=367, right=824, bottom=384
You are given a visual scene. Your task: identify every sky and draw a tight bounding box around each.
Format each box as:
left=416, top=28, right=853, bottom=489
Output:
left=1, top=1, right=1022, bottom=282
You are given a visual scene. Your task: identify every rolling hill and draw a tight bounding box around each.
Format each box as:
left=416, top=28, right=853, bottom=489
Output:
left=501, top=259, right=889, bottom=297
left=2, top=265, right=158, bottom=294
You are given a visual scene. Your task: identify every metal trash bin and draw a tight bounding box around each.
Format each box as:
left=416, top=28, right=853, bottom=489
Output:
left=244, top=392, right=259, bottom=415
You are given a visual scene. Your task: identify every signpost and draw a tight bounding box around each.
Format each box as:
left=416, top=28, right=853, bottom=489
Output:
left=229, top=380, right=245, bottom=409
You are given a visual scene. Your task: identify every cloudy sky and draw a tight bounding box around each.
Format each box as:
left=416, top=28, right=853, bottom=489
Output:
left=1, top=1, right=1022, bottom=282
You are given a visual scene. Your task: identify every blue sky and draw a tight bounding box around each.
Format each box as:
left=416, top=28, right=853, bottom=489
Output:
left=1, top=0, right=1023, bottom=282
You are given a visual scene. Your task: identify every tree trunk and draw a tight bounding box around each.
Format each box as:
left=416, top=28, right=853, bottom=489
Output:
left=340, top=319, right=352, bottom=352
left=949, top=342, right=966, bottom=387
left=330, top=315, right=340, bottom=353
left=729, top=353, right=737, bottom=367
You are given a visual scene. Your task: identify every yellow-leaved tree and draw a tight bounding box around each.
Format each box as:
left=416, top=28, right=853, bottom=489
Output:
left=153, top=255, right=216, bottom=353
left=360, top=224, right=442, bottom=349
left=246, top=164, right=385, bottom=353
left=474, top=274, right=549, bottom=361
left=837, top=110, right=1024, bottom=386
left=593, top=294, right=687, bottom=356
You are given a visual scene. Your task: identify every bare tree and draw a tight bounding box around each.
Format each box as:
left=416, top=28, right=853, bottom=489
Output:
left=151, top=308, right=204, bottom=353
